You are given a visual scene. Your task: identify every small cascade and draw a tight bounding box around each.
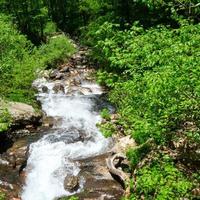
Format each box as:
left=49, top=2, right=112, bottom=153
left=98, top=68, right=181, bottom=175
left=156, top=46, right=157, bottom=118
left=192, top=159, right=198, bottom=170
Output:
left=21, top=48, right=111, bottom=200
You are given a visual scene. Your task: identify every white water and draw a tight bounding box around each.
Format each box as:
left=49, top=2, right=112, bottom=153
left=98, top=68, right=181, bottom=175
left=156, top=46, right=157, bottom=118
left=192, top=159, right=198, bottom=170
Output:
left=22, top=78, right=110, bottom=200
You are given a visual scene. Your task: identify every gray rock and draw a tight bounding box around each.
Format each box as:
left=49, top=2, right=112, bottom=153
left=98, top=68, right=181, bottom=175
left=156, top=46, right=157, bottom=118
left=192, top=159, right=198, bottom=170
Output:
left=6, top=139, right=29, bottom=169
left=52, top=83, right=65, bottom=93
left=77, top=153, right=124, bottom=199
left=79, top=50, right=86, bottom=55
left=7, top=102, right=42, bottom=126
left=64, top=175, right=79, bottom=192
left=55, top=73, right=65, bottom=80
left=42, top=116, right=55, bottom=127
left=49, top=69, right=59, bottom=79
left=41, top=86, right=48, bottom=93
left=73, top=77, right=81, bottom=85
left=60, top=66, right=70, bottom=73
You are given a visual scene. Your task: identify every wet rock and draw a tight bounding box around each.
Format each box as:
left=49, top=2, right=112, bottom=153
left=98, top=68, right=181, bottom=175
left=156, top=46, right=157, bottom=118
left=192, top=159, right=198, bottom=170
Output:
left=79, top=87, right=92, bottom=95
left=42, top=116, right=55, bottom=127
left=6, top=140, right=28, bottom=170
left=75, top=55, right=82, bottom=61
left=49, top=69, right=59, bottom=79
left=39, top=70, right=50, bottom=79
left=53, top=83, right=65, bottom=93
left=60, top=66, right=70, bottom=73
left=80, top=58, right=87, bottom=65
left=0, top=157, right=9, bottom=166
left=12, top=129, right=30, bottom=138
left=77, top=154, right=124, bottom=200
left=19, top=169, right=27, bottom=185
left=41, top=85, right=48, bottom=93
left=64, top=175, right=79, bottom=192
left=66, top=88, right=83, bottom=96
left=79, top=50, right=86, bottom=55
left=72, top=77, right=81, bottom=86
left=75, top=91, right=84, bottom=96
left=0, top=180, right=14, bottom=190
left=6, top=155, right=16, bottom=168
left=42, top=116, right=63, bottom=128
left=55, top=73, right=65, bottom=80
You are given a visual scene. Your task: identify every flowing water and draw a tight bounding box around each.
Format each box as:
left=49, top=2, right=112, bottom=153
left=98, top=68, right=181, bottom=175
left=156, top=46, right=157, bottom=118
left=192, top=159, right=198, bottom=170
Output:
left=21, top=77, right=111, bottom=200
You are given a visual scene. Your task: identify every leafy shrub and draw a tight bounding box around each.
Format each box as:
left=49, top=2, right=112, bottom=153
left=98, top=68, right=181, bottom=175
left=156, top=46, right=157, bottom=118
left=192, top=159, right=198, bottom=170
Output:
left=37, top=35, right=75, bottom=69
left=98, top=121, right=115, bottom=138
left=95, top=23, right=200, bottom=144
left=43, top=21, right=57, bottom=36
left=131, top=155, right=193, bottom=200
left=126, top=142, right=151, bottom=167
left=100, top=108, right=110, bottom=120
left=0, top=14, right=75, bottom=106
left=96, top=70, right=119, bottom=87
left=0, top=106, right=11, bottom=133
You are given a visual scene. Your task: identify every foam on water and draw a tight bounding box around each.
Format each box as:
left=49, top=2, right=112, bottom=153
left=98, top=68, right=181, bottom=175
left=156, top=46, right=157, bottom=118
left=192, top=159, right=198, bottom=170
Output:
left=21, top=78, right=110, bottom=200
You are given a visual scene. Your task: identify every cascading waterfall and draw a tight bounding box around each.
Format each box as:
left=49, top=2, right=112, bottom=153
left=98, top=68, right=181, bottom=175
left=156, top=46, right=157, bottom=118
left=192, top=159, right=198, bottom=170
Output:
left=21, top=78, right=110, bottom=200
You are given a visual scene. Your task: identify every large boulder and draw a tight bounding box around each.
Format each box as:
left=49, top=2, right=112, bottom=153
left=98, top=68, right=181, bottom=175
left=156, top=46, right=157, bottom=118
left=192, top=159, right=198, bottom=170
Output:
left=7, top=102, right=42, bottom=127
left=52, top=83, right=65, bottom=94
left=76, top=153, right=124, bottom=199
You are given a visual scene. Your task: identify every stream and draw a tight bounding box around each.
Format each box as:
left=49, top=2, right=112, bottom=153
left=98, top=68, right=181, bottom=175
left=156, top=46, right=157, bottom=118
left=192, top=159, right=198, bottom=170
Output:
left=21, top=49, right=113, bottom=200
left=0, top=48, right=124, bottom=200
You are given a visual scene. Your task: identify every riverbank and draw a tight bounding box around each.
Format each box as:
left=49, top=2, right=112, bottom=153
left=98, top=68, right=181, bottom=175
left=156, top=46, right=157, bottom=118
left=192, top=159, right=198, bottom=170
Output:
left=0, top=14, right=75, bottom=135
left=0, top=47, right=133, bottom=200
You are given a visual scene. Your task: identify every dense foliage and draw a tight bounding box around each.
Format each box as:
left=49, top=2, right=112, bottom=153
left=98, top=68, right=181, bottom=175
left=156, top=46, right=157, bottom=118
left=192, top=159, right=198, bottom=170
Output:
left=0, top=0, right=199, bottom=42
left=95, top=23, right=200, bottom=144
left=0, top=14, right=74, bottom=105
left=0, top=14, right=75, bottom=133
left=127, top=155, right=193, bottom=200
left=91, top=19, right=200, bottom=200
left=0, top=106, right=11, bottom=133
left=75, top=1, right=200, bottom=199
left=0, top=0, right=200, bottom=199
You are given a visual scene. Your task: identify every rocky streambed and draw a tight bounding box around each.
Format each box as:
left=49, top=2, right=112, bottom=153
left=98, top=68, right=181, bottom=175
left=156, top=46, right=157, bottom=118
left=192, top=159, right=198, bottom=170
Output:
left=0, top=47, right=135, bottom=200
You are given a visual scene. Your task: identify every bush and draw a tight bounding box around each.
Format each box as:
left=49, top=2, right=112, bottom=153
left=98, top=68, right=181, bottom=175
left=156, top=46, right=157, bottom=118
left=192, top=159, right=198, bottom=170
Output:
left=126, top=141, right=151, bottom=167
left=0, top=106, right=11, bottom=133
left=0, top=14, right=75, bottom=106
left=37, top=35, right=75, bottom=69
left=95, top=23, right=200, bottom=144
left=100, top=108, right=110, bottom=120
left=43, top=21, right=57, bottom=36
left=0, top=14, right=75, bottom=132
left=131, top=155, right=193, bottom=200
left=98, top=121, right=115, bottom=138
